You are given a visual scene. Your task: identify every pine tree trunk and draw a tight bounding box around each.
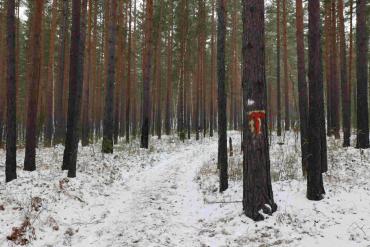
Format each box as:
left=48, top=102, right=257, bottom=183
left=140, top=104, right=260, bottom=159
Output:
left=276, top=0, right=282, bottom=136
left=165, top=0, right=174, bottom=136
left=217, top=0, right=228, bottom=193
left=230, top=0, right=237, bottom=131
left=209, top=0, right=216, bottom=137
left=355, top=0, right=369, bottom=149
left=114, top=2, right=121, bottom=142
left=0, top=7, right=6, bottom=149
left=115, top=1, right=125, bottom=140
left=242, top=0, right=276, bottom=221
left=140, top=0, right=153, bottom=149
left=324, top=1, right=331, bottom=136
left=177, top=0, right=186, bottom=141
left=54, top=0, right=69, bottom=145
left=295, top=0, right=309, bottom=175
left=348, top=0, right=354, bottom=129
left=44, top=0, right=58, bottom=147
left=307, top=0, right=327, bottom=201
left=38, top=14, right=47, bottom=144
left=102, top=0, right=117, bottom=153
left=125, top=0, right=132, bottom=143
left=24, top=0, right=44, bottom=171
left=201, top=0, right=206, bottom=137
left=329, top=0, right=340, bottom=138
left=81, top=0, right=94, bottom=147
left=15, top=1, right=21, bottom=144
left=6, top=0, right=17, bottom=182
left=184, top=50, right=191, bottom=139
left=62, top=0, right=88, bottom=178
left=338, top=0, right=350, bottom=147
left=131, top=1, right=138, bottom=138
left=282, top=0, right=289, bottom=131
left=155, top=0, right=163, bottom=139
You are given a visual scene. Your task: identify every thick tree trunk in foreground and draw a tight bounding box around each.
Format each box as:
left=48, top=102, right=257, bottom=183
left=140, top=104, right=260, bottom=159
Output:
left=6, top=0, right=17, bottom=182
left=140, top=0, right=153, bottom=149
left=24, top=0, right=44, bottom=171
left=295, top=0, right=309, bottom=175
left=307, top=0, right=327, bottom=201
left=217, top=0, right=228, bottom=193
left=63, top=0, right=87, bottom=178
left=338, top=0, right=350, bottom=147
left=102, top=0, right=118, bottom=153
left=355, top=0, right=369, bottom=149
left=242, top=0, right=276, bottom=221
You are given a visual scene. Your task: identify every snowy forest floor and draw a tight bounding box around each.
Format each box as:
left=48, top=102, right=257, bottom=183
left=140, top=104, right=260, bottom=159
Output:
left=0, top=131, right=370, bottom=247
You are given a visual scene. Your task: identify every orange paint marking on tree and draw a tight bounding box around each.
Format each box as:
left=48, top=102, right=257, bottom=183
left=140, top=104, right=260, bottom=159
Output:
left=248, top=111, right=266, bottom=135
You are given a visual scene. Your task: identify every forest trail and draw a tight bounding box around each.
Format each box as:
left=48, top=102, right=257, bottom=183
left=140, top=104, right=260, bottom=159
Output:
left=2, top=133, right=370, bottom=247
left=81, top=139, right=218, bottom=246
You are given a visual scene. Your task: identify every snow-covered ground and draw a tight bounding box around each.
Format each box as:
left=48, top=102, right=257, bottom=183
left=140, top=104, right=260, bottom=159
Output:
left=0, top=132, right=369, bottom=247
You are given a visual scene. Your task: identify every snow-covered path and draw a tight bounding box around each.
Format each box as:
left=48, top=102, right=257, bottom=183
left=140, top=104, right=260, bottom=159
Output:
left=85, top=140, right=217, bottom=247
left=1, top=136, right=221, bottom=247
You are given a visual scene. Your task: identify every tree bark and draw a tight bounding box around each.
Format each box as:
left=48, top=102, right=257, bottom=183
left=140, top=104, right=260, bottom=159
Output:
left=140, top=0, right=153, bottom=149
left=307, top=0, right=327, bottom=201
left=177, top=0, right=187, bottom=141
left=324, top=1, right=331, bottom=136
left=355, top=0, right=369, bottom=149
left=131, top=0, right=138, bottom=138
left=282, top=0, right=289, bottom=131
left=155, top=0, right=163, bottom=139
left=6, top=0, right=17, bottom=182
left=44, top=0, right=58, bottom=147
left=276, top=0, right=282, bottom=136
left=329, top=0, right=340, bottom=138
left=0, top=7, right=6, bottom=149
left=209, top=0, right=216, bottom=138
left=24, top=0, right=44, bottom=171
left=348, top=0, right=354, bottom=130
left=102, top=0, right=118, bottom=153
left=165, top=0, right=174, bottom=136
left=54, top=0, right=69, bottom=145
left=62, top=0, right=88, bottom=178
left=338, top=0, right=350, bottom=147
left=217, top=0, right=228, bottom=193
left=81, top=0, right=94, bottom=147
left=125, top=0, right=132, bottom=143
left=242, top=0, right=276, bottom=221
left=295, top=0, right=309, bottom=175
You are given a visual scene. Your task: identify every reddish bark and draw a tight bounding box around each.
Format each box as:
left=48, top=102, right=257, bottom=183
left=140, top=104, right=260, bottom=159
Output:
left=24, top=0, right=44, bottom=171
left=44, top=0, right=58, bottom=147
